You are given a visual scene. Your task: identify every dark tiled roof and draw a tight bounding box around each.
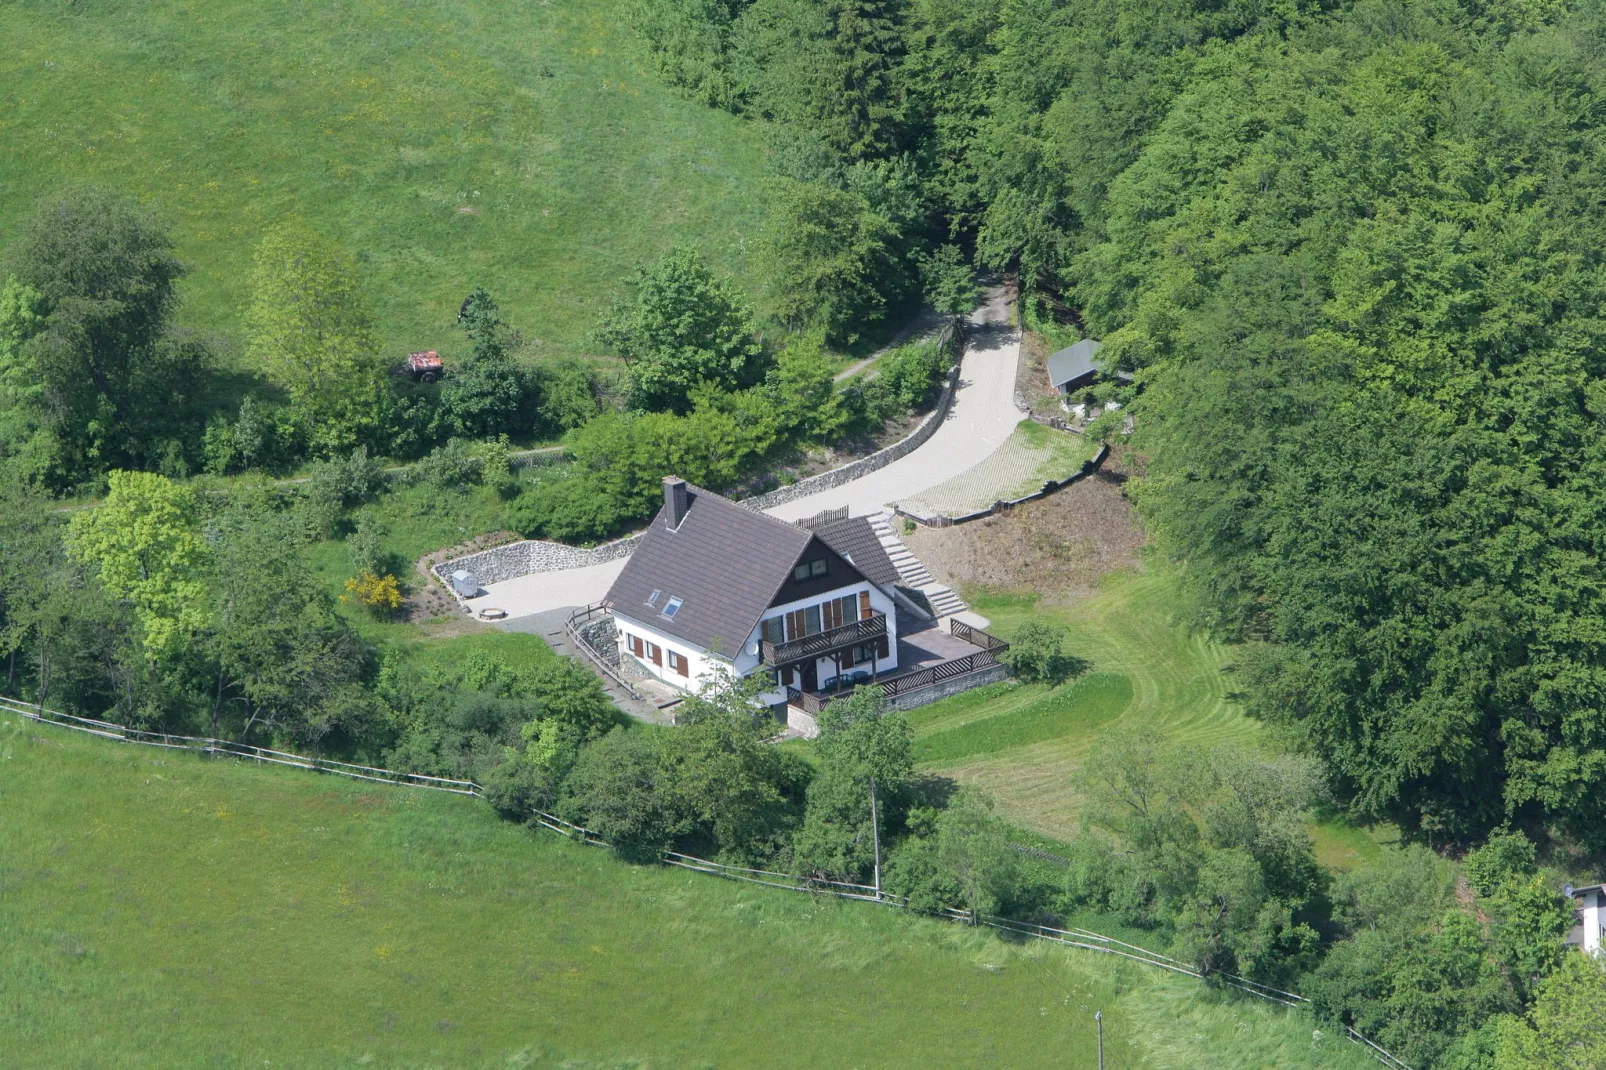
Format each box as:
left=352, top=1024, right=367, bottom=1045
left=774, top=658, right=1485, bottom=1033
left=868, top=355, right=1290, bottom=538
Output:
left=814, top=517, right=901, bottom=587
left=1046, top=338, right=1103, bottom=390
left=605, top=485, right=812, bottom=656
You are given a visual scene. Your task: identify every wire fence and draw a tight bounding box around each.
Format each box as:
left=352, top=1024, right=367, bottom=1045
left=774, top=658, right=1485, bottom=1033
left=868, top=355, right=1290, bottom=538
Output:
left=2, top=694, right=1411, bottom=1069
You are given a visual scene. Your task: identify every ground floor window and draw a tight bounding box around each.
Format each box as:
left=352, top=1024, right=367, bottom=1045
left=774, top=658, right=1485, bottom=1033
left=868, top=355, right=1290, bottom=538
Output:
left=668, top=650, right=688, bottom=677
left=628, top=633, right=644, bottom=658
left=645, top=640, right=662, bottom=666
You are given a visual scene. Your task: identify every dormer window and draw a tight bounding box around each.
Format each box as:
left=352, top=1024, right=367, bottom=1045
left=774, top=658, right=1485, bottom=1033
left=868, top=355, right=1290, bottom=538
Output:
left=662, top=596, right=683, bottom=619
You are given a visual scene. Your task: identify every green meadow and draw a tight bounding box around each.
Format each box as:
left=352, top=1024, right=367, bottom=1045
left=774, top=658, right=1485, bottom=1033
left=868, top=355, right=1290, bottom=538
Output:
left=908, top=566, right=1391, bottom=867
left=0, top=0, right=772, bottom=365
left=0, top=710, right=1382, bottom=1069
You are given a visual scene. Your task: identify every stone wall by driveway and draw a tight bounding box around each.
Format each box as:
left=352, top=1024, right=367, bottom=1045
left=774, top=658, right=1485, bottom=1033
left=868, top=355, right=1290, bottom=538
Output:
left=432, top=531, right=643, bottom=588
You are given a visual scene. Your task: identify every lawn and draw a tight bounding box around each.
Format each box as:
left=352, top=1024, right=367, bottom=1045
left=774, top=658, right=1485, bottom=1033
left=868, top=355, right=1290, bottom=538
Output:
left=908, top=569, right=1254, bottom=838
left=0, top=711, right=1380, bottom=1069
left=908, top=566, right=1393, bottom=867
left=0, top=0, right=772, bottom=369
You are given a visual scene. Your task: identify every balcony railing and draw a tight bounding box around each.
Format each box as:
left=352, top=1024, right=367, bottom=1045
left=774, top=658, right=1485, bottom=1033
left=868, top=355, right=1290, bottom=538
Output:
left=763, top=611, right=887, bottom=666
left=781, top=618, right=1012, bottom=714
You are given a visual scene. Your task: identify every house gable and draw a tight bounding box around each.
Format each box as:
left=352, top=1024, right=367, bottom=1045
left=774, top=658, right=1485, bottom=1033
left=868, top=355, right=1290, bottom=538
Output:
left=767, top=535, right=868, bottom=608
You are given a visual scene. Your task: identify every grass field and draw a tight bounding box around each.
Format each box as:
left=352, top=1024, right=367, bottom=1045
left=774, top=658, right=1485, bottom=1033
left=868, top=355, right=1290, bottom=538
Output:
left=0, top=710, right=1381, bottom=1069
left=906, top=565, right=1391, bottom=867
left=0, top=0, right=772, bottom=367
left=909, top=569, right=1255, bottom=839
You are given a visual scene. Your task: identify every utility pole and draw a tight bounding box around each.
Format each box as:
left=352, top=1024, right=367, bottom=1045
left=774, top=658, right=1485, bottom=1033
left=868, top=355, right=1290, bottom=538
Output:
left=869, top=775, right=882, bottom=900
left=1095, top=1011, right=1103, bottom=1070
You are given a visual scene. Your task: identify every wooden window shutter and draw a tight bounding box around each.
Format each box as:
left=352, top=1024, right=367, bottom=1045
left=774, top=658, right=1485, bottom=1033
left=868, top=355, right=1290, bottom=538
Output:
left=859, top=591, right=871, bottom=618
left=630, top=634, right=644, bottom=657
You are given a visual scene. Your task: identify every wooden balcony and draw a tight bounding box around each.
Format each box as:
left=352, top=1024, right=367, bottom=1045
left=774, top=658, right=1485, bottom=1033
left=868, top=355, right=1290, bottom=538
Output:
left=762, top=611, right=887, bottom=666
left=781, top=618, right=1013, bottom=713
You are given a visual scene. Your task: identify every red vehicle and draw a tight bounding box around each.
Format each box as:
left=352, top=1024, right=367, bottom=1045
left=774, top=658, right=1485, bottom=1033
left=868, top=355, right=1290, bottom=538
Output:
left=406, top=350, right=443, bottom=383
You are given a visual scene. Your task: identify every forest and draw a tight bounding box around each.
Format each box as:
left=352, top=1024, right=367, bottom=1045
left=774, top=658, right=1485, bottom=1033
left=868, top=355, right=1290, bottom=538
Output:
left=7, top=0, right=1606, bottom=1065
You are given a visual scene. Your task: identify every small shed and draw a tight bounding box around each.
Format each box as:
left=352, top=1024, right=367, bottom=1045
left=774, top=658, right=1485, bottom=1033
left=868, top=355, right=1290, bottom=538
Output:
left=450, top=570, right=480, bottom=598
left=1045, top=338, right=1130, bottom=395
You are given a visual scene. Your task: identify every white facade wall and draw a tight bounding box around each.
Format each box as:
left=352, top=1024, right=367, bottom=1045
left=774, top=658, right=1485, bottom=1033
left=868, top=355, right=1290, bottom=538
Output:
left=613, top=580, right=900, bottom=707
left=612, top=613, right=734, bottom=694
left=1579, top=889, right=1604, bottom=955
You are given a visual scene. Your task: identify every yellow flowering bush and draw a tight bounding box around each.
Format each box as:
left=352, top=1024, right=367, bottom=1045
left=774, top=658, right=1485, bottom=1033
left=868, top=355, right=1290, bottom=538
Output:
left=343, top=569, right=402, bottom=616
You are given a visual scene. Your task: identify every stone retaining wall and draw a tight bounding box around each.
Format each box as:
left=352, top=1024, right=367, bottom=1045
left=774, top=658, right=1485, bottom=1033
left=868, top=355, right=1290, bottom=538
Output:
left=432, top=326, right=964, bottom=591
left=882, top=662, right=1012, bottom=713
left=432, top=530, right=644, bottom=588
left=740, top=357, right=961, bottom=511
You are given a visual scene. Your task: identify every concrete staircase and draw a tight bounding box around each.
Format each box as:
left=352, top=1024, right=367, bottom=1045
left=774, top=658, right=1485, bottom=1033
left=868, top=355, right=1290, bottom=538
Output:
left=868, top=511, right=969, bottom=619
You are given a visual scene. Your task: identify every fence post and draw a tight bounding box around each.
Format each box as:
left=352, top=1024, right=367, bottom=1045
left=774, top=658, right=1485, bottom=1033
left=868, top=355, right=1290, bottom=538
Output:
left=869, top=776, right=882, bottom=901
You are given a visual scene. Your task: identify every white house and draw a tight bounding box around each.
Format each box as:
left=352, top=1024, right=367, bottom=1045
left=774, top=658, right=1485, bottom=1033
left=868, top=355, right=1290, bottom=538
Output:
left=1566, top=883, right=1606, bottom=956
left=605, top=478, right=905, bottom=731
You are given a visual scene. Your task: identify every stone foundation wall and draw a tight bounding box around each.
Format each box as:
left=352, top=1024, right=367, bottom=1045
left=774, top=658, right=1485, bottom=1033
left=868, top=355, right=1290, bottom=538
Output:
left=882, top=663, right=1013, bottom=713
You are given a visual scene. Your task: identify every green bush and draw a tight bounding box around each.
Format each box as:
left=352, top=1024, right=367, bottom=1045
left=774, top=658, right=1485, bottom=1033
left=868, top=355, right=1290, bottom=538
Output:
left=508, top=473, right=631, bottom=544
left=1002, top=620, right=1085, bottom=686
left=410, top=438, right=484, bottom=489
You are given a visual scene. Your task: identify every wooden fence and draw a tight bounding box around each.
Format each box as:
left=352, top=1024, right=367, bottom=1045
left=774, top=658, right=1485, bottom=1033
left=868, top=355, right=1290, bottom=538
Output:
left=949, top=618, right=1009, bottom=653
left=565, top=602, right=646, bottom=702
left=0, top=694, right=1411, bottom=1070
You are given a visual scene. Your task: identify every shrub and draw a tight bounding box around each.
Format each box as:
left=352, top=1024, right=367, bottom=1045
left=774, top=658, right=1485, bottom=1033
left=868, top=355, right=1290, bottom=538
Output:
left=343, top=570, right=402, bottom=617
left=508, top=473, right=630, bottom=544
left=1463, top=829, right=1538, bottom=896
left=1003, top=620, right=1083, bottom=685
left=559, top=728, right=681, bottom=862
left=411, top=438, right=483, bottom=488
left=533, top=359, right=600, bottom=434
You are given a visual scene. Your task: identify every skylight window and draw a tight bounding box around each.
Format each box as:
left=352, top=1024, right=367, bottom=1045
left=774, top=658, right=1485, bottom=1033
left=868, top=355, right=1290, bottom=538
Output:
left=647, top=589, right=662, bottom=606
left=662, top=597, right=683, bottom=619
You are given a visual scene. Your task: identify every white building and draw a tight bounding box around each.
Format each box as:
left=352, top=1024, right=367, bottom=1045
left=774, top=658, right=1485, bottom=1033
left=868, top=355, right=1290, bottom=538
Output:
left=605, top=478, right=907, bottom=733
left=1566, top=883, right=1606, bottom=956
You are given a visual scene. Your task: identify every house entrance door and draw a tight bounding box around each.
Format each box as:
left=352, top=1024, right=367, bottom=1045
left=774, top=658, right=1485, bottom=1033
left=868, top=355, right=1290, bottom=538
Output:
left=799, top=661, right=818, bottom=692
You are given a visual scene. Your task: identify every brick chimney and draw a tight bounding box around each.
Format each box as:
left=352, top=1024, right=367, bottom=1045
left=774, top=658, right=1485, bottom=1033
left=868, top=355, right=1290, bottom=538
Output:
left=663, top=476, right=689, bottom=530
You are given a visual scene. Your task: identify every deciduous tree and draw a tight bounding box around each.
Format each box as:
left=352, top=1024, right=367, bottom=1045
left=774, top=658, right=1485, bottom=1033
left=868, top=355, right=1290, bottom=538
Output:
left=65, top=470, right=208, bottom=659
left=245, top=223, right=383, bottom=453
left=595, top=247, right=764, bottom=414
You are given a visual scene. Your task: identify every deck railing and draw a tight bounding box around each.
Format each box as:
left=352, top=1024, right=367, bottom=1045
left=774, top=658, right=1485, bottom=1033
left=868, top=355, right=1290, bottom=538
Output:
left=948, top=617, right=1009, bottom=653
left=763, top=611, right=887, bottom=666
left=783, top=619, right=1011, bottom=711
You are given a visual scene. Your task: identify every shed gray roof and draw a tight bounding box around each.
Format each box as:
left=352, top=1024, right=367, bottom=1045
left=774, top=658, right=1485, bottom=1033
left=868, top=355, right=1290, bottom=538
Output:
left=604, top=484, right=813, bottom=656
left=814, top=517, right=901, bottom=588
left=1045, top=338, right=1105, bottom=390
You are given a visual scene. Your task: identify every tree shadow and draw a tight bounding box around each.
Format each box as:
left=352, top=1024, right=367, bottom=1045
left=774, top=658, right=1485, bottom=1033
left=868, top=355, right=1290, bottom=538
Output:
left=909, top=773, right=960, bottom=810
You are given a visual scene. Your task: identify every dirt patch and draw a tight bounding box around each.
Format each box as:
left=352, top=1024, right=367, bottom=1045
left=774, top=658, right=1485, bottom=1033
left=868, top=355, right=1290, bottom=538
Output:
left=904, top=451, right=1146, bottom=605
left=1016, top=330, right=1069, bottom=419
